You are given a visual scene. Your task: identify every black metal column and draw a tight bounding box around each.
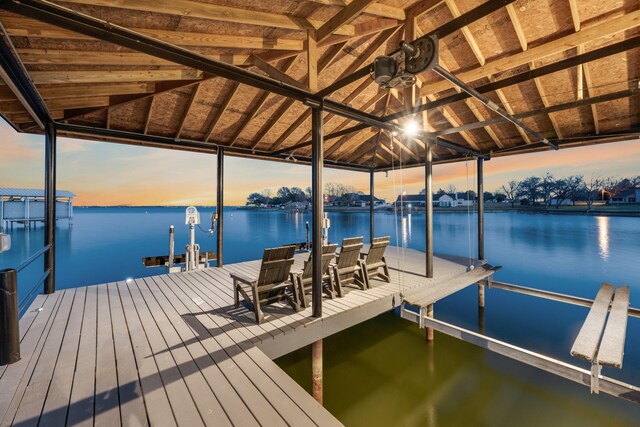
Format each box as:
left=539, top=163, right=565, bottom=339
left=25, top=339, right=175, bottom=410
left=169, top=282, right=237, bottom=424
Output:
left=44, top=122, right=56, bottom=294
left=369, top=168, right=374, bottom=243
left=425, top=142, right=433, bottom=278
left=216, top=147, right=224, bottom=267
left=477, top=157, right=484, bottom=261
left=0, top=269, right=20, bottom=365
left=311, top=107, right=324, bottom=318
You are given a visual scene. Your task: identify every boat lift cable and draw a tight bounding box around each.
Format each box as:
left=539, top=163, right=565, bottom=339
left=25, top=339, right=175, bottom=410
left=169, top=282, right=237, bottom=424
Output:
left=398, top=136, right=407, bottom=293
left=465, top=157, right=474, bottom=270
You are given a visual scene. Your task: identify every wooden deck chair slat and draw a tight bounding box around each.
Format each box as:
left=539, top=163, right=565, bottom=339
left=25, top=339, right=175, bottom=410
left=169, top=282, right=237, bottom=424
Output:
left=597, top=286, right=630, bottom=368
left=570, top=283, right=615, bottom=362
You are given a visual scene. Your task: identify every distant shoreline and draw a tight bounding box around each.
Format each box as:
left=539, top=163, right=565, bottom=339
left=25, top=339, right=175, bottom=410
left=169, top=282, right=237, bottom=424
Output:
left=73, top=205, right=640, bottom=217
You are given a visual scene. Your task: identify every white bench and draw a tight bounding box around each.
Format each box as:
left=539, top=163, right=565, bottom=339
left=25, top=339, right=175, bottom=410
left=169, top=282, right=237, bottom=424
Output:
left=570, top=283, right=630, bottom=393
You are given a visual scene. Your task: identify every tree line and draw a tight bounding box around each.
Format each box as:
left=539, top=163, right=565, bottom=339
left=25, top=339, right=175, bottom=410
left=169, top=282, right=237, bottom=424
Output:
left=247, top=182, right=362, bottom=206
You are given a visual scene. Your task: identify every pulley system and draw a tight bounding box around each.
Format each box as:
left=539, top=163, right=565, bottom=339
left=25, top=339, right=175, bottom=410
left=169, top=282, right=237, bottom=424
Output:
left=372, top=35, right=439, bottom=89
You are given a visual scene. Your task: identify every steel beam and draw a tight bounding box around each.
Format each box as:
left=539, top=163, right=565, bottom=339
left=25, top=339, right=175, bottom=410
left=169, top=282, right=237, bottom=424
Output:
left=425, top=143, right=433, bottom=278
left=369, top=168, right=374, bottom=243
left=311, top=107, right=324, bottom=318
left=216, top=147, right=224, bottom=267
left=0, top=23, right=47, bottom=128
left=44, top=121, right=56, bottom=294
left=477, top=157, right=484, bottom=261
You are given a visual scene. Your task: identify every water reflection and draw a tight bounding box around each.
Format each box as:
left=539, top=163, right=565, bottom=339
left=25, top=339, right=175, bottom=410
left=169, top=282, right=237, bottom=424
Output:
left=597, top=216, right=609, bottom=261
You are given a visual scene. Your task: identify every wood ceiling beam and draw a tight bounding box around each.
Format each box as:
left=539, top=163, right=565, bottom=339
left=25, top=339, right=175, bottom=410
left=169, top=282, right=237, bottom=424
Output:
left=0, top=95, right=107, bottom=113
left=175, top=83, right=202, bottom=138
left=60, top=0, right=355, bottom=36
left=143, top=96, right=155, bottom=134
left=578, top=46, right=600, bottom=134
left=2, top=17, right=304, bottom=51
left=248, top=43, right=346, bottom=150
left=530, top=63, right=563, bottom=139
left=316, top=0, right=377, bottom=43
left=29, top=69, right=203, bottom=84
left=341, top=132, right=381, bottom=164
left=505, top=4, right=527, bottom=51
left=420, top=10, right=640, bottom=97
left=15, top=48, right=250, bottom=66
left=268, top=27, right=397, bottom=151
left=406, top=0, right=442, bottom=19
left=308, top=0, right=405, bottom=21
left=204, top=82, right=240, bottom=142
left=250, top=55, right=308, bottom=91
left=336, top=128, right=377, bottom=162
left=228, top=57, right=297, bottom=146
left=443, top=0, right=485, bottom=65
left=308, top=31, right=319, bottom=93
left=0, top=82, right=155, bottom=101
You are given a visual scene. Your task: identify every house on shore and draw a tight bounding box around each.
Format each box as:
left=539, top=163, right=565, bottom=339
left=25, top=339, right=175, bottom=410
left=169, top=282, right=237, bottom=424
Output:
left=610, top=188, right=639, bottom=204
left=1, top=188, right=76, bottom=229
left=333, top=193, right=384, bottom=207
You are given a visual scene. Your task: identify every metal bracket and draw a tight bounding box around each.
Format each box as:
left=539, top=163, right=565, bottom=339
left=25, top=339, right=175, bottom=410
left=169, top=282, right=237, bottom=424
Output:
left=591, top=362, right=601, bottom=394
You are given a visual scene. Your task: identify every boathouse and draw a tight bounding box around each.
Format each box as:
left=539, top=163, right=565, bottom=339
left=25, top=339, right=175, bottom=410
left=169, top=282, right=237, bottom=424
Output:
left=0, top=0, right=638, bottom=425
left=0, top=188, right=75, bottom=230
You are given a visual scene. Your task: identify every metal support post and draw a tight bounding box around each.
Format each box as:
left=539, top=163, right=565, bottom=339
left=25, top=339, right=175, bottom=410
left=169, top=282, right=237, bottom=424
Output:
left=312, top=339, right=323, bottom=404
left=369, top=168, right=374, bottom=243
left=168, top=225, right=175, bottom=271
left=426, top=303, right=434, bottom=342
left=0, top=269, right=20, bottom=365
left=216, top=147, right=224, bottom=267
left=477, top=157, right=484, bottom=261
left=44, top=122, right=56, bottom=294
left=311, top=106, right=324, bottom=318
left=425, top=142, right=433, bottom=278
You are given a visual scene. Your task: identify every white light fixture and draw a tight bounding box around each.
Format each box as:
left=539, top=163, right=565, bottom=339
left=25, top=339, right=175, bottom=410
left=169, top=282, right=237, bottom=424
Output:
left=404, top=120, right=419, bottom=136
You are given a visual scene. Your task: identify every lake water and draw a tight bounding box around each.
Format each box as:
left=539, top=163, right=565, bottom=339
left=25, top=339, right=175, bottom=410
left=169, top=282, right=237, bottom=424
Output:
left=1, top=207, right=639, bottom=426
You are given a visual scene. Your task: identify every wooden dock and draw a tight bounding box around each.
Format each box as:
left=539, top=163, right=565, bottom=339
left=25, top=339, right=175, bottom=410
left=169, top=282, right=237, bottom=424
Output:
left=0, top=247, right=486, bottom=426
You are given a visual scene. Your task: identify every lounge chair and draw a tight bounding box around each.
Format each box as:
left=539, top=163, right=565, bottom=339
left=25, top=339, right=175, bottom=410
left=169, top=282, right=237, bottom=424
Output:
left=331, top=237, right=366, bottom=297
left=230, top=245, right=298, bottom=324
left=359, top=236, right=391, bottom=288
left=291, top=244, right=338, bottom=308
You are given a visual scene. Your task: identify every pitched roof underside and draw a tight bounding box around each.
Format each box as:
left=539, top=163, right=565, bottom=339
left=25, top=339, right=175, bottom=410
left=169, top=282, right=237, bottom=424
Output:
left=0, top=0, right=638, bottom=171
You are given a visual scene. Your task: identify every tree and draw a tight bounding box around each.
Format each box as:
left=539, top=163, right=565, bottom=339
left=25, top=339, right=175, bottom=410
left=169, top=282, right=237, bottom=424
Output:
left=549, top=175, right=583, bottom=208
left=246, top=192, right=267, bottom=206
left=540, top=173, right=555, bottom=208
left=483, top=191, right=495, bottom=202
left=495, top=193, right=506, bottom=203
left=289, top=187, right=307, bottom=203
left=584, top=175, right=605, bottom=212
left=518, top=176, right=542, bottom=205
left=500, top=180, right=521, bottom=207
left=324, top=182, right=347, bottom=198
left=445, top=184, right=457, bottom=195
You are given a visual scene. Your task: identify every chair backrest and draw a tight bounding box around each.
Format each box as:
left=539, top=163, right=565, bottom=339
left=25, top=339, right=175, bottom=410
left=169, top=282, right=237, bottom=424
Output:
left=365, top=236, right=390, bottom=266
left=337, top=237, right=363, bottom=269
left=257, top=245, right=296, bottom=286
left=301, top=244, right=338, bottom=279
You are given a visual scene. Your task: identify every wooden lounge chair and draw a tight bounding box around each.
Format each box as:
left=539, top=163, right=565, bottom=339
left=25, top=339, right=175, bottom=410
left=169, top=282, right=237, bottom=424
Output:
left=291, top=244, right=338, bottom=308
left=331, top=237, right=366, bottom=297
left=359, top=236, right=391, bottom=288
left=230, top=245, right=298, bottom=324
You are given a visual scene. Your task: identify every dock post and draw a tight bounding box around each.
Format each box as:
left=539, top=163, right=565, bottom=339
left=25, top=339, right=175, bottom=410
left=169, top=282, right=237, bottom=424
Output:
left=477, top=157, right=484, bottom=309
left=312, top=339, right=323, bottom=404
left=44, top=122, right=56, bottom=294
left=311, top=105, right=324, bottom=318
left=425, top=142, right=434, bottom=278
left=216, top=147, right=224, bottom=267
left=426, top=304, right=434, bottom=342
left=168, top=225, right=175, bottom=271
left=0, top=269, right=20, bottom=365
left=369, top=167, right=374, bottom=243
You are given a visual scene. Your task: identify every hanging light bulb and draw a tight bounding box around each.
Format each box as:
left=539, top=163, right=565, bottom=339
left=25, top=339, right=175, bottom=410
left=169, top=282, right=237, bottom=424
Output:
left=404, top=120, right=419, bottom=136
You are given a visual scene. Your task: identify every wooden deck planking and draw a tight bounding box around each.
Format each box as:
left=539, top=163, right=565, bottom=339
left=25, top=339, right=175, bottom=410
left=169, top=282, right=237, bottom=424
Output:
left=0, top=247, right=484, bottom=426
left=571, top=283, right=615, bottom=362
left=597, top=286, right=630, bottom=369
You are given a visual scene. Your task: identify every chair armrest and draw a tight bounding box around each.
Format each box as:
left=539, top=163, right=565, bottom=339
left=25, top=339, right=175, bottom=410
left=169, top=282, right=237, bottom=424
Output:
left=229, top=272, right=256, bottom=286
left=359, top=252, right=367, bottom=260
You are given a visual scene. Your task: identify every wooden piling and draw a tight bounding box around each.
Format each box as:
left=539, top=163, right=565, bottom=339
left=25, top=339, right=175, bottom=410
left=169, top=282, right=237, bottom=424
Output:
left=312, top=339, right=323, bottom=404
left=426, top=304, right=434, bottom=341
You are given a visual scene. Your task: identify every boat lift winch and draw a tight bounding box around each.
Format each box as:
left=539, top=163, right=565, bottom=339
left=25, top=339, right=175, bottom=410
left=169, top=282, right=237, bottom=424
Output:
left=142, top=206, right=216, bottom=273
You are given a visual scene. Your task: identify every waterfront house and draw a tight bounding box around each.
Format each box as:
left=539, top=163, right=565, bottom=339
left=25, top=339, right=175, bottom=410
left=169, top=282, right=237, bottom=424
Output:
left=395, top=194, right=426, bottom=208
left=610, top=188, right=640, bottom=204
left=436, top=194, right=455, bottom=207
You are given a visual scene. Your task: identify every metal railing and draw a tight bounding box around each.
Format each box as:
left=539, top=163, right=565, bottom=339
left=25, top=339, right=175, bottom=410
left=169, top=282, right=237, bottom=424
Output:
left=0, top=244, right=50, bottom=366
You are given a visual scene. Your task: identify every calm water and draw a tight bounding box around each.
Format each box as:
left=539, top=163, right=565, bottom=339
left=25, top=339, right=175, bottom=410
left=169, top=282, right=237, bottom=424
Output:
left=1, top=207, right=639, bottom=426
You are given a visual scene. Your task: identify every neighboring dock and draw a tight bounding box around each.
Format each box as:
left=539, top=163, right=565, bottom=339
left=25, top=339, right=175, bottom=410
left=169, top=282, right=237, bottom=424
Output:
left=0, top=247, right=486, bottom=426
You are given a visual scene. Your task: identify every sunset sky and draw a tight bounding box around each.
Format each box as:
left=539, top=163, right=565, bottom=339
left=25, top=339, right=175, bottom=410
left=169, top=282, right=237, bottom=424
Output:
left=1, top=119, right=638, bottom=206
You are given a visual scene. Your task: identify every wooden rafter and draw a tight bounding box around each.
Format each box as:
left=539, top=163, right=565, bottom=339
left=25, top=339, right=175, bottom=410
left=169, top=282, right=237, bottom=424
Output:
left=1, top=96, right=108, bottom=113
left=406, top=0, right=442, bottom=19
left=175, top=83, right=202, bottom=138
left=143, top=96, right=155, bottom=134
left=248, top=42, right=346, bottom=150
left=204, top=82, right=240, bottom=142
left=493, top=86, right=532, bottom=144
left=2, top=17, right=304, bottom=51
left=531, top=63, right=563, bottom=138
left=308, top=31, right=319, bottom=93
left=316, top=0, right=377, bottom=43
left=443, top=0, right=485, bottom=66
left=579, top=45, right=600, bottom=134
left=228, top=57, right=297, bottom=146
left=269, top=26, right=398, bottom=151
left=29, top=69, right=203, bottom=84
left=250, top=55, right=308, bottom=90
left=506, top=4, right=527, bottom=51
left=61, top=0, right=356, bottom=36
left=0, top=83, right=155, bottom=101
left=420, top=10, right=640, bottom=98
left=307, top=0, right=405, bottom=21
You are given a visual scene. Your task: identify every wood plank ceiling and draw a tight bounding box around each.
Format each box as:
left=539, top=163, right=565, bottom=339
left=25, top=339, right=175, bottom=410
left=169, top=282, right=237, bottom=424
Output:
left=0, top=0, right=638, bottom=169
